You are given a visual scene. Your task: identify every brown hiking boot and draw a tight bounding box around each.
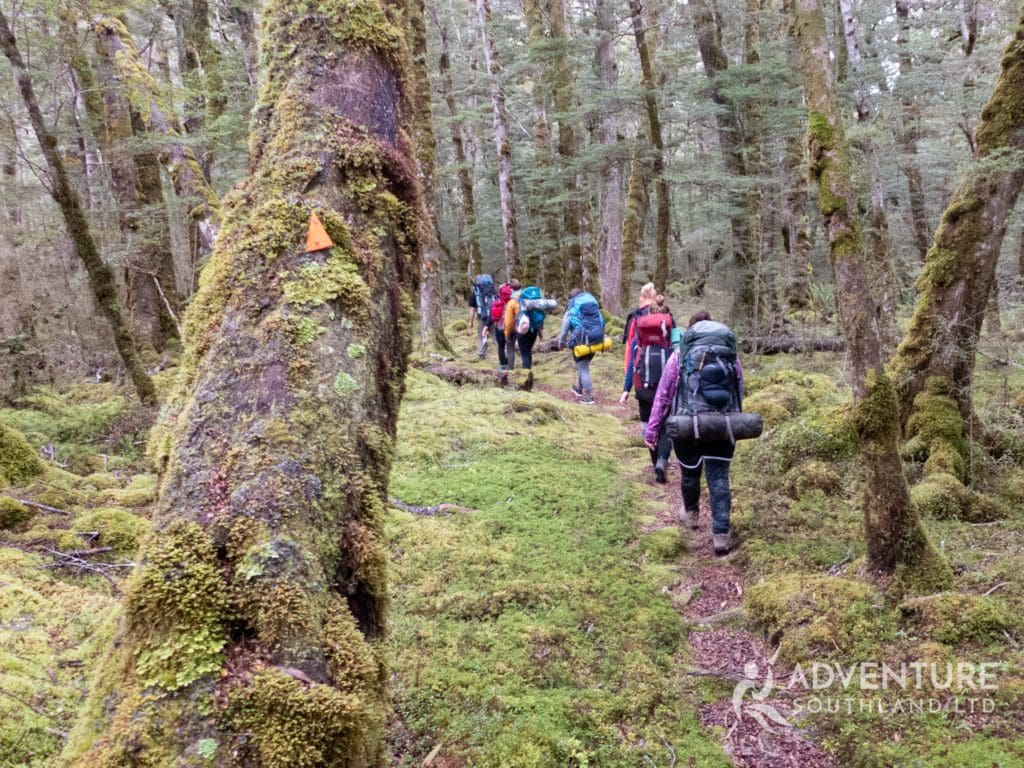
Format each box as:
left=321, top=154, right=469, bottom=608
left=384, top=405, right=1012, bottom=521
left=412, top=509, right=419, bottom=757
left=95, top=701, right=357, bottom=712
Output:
left=680, top=506, right=699, bottom=530
left=713, top=532, right=732, bottom=555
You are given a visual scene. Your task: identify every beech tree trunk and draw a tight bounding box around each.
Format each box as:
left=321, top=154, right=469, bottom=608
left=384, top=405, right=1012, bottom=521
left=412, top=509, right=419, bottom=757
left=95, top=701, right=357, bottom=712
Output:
left=788, top=0, right=948, bottom=588
left=62, top=0, right=422, bottom=762
left=477, top=0, right=520, bottom=280
left=409, top=0, right=453, bottom=354
left=620, top=154, right=648, bottom=308
left=894, top=0, right=931, bottom=263
left=892, top=6, right=1024, bottom=422
left=838, top=0, right=898, bottom=350
left=0, top=9, right=157, bottom=406
left=93, top=16, right=220, bottom=268
left=628, top=0, right=670, bottom=290
left=781, top=132, right=813, bottom=310
left=595, top=0, right=624, bottom=314
left=435, top=18, right=482, bottom=290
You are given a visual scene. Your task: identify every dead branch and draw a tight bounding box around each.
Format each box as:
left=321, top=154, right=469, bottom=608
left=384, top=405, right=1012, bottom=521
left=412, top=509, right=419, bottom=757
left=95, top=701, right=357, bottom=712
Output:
left=411, top=359, right=534, bottom=391
left=741, top=336, right=845, bottom=354
left=389, top=497, right=480, bottom=516
left=3, top=496, right=71, bottom=516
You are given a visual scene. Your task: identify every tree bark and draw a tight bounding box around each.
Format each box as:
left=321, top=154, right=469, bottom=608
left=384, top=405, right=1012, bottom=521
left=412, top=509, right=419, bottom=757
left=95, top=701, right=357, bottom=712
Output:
left=595, top=0, right=624, bottom=314
left=788, top=0, right=948, bottom=587
left=620, top=154, right=648, bottom=308
left=408, top=0, right=453, bottom=355
left=838, top=0, right=898, bottom=351
left=227, top=1, right=259, bottom=88
left=64, top=0, right=422, bottom=762
left=894, top=0, right=931, bottom=264
left=434, top=17, right=482, bottom=292
left=892, top=6, right=1024, bottom=422
left=628, top=0, right=670, bottom=290
left=93, top=16, right=220, bottom=269
left=781, top=132, right=813, bottom=310
left=0, top=9, right=157, bottom=406
left=476, top=0, right=520, bottom=280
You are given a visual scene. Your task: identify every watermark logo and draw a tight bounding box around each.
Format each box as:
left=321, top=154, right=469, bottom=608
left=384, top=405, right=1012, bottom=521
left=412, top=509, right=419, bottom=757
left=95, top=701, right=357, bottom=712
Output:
left=731, top=655, right=1001, bottom=732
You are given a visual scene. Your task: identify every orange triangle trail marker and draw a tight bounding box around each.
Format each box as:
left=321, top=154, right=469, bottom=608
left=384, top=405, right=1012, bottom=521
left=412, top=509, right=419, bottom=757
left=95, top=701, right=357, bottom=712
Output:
left=305, top=212, right=334, bottom=253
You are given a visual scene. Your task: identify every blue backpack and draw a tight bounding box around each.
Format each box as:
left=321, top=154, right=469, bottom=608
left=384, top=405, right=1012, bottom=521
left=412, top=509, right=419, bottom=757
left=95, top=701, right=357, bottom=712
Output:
left=568, top=292, right=605, bottom=346
left=473, top=275, right=497, bottom=320
left=519, top=286, right=546, bottom=333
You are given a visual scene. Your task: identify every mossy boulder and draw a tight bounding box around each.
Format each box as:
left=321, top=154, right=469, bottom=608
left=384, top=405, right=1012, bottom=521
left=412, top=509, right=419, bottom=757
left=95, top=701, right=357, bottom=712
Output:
left=72, top=507, right=150, bottom=555
left=80, top=472, right=122, bottom=491
left=0, top=421, right=44, bottom=487
left=745, top=574, right=889, bottom=663
left=744, top=385, right=799, bottom=428
left=899, top=592, right=1015, bottom=645
left=783, top=460, right=842, bottom=498
left=910, top=473, right=971, bottom=519
left=769, top=405, right=858, bottom=473
left=0, top=497, right=34, bottom=530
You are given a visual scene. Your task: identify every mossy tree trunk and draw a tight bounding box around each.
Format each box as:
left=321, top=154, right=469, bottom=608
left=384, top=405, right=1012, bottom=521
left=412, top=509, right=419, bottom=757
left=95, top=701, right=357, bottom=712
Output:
left=595, top=0, right=624, bottom=314
left=628, top=0, right=669, bottom=290
left=837, top=0, right=899, bottom=351
left=436, top=19, right=482, bottom=292
left=894, top=0, right=931, bottom=264
left=781, top=130, right=813, bottom=310
left=620, top=153, right=648, bottom=308
left=477, top=0, right=520, bottom=280
left=175, top=0, right=225, bottom=176
left=523, top=0, right=564, bottom=291
left=0, top=9, right=157, bottom=407
left=227, top=1, right=259, bottom=87
left=72, top=38, right=181, bottom=352
left=408, top=0, right=453, bottom=354
left=788, top=0, right=949, bottom=589
left=891, top=4, right=1024, bottom=423
left=94, top=16, right=221, bottom=272
left=62, top=0, right=423, bottom=763
left=693, top=0, right=764, bottom=328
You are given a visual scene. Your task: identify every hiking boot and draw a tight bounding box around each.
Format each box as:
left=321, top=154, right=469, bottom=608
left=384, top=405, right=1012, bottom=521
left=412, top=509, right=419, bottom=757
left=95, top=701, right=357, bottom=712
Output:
left=580, top=396, right=596, bottom=405
left=654, top=457, right=667, bottom=484
left=680, top=507, right=699, bottom=530
left=713, top=532, right=732, bottom=556
left=570, top=384, right=583, bottom=397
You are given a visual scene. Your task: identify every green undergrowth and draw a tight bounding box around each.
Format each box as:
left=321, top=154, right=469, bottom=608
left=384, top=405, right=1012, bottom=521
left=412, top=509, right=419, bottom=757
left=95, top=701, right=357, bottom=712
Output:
left=387, top=368, right=729, bottom=766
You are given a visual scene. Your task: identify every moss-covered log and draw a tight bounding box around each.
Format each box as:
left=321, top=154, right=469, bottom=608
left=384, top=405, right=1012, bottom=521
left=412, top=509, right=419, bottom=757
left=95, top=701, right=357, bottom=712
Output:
left=63, top=0, right=422, bottom=763
left=788, top=0, right=949, bottom=590
left=891, top=4, right=1024, bottom=422
left=0, top=10, right=157, bottom=406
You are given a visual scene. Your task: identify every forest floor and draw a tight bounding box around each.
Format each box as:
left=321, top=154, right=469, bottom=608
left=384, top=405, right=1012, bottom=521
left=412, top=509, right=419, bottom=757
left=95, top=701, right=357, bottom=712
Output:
left=2, top=298, right=1024, bottom=767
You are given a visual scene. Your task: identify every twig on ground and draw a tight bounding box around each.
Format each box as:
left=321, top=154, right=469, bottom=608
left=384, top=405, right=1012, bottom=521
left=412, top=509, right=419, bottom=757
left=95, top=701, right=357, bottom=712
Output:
left=983, top=581, right=1009, bottom=596
left=3, top=496, right=71, bottom=516
left=389, top=497, right=480, bottom=517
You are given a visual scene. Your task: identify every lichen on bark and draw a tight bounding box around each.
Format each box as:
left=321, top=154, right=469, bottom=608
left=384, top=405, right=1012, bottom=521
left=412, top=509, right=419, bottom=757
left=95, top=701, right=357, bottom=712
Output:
left=65, top=0, right=422, bottom=764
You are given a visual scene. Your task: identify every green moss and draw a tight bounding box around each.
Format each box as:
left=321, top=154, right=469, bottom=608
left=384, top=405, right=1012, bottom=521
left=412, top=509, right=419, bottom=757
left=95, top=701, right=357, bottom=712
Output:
left=333, top=371, right=360, bottom=397
left=282, top=247, right=372, bottom=318
left=641, top=527, right=685, bottom=562
left=768, top=404, right=858, bottom=472
left=899, top=592, right=1015, bottom=645
left=745, top=574, right=892, bottom=664
left=0, top=497, right=33, bottom=530
left=910, top=472, right=971, bottom=519
left=0, top=421, right=44, bottom=487
left=782, top=460, right=842, bottom=498
left=906, top=377, right=968, bottom=479
left=72, top=508, right=150, bottom=555
left=127, top=520, right=229, bottom=691
left=346, top=342, right=367, bottom=359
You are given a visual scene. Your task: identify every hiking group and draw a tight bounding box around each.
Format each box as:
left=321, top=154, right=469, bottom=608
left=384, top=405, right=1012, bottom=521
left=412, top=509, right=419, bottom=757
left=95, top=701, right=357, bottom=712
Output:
left=468, top=275, right=760, bottom=555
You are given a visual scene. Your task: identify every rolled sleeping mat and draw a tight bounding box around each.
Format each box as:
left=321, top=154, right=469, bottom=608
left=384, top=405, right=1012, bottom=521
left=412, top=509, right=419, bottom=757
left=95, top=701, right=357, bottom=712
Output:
left=572, top=336, right=613, bottom=357
left=519, top=298, right=558, bottom=313
left=665, top=412, right=763, bottom=445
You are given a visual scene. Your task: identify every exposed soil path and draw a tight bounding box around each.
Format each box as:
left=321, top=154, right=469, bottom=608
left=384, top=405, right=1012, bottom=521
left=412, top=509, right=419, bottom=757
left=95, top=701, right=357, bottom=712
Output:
left=537, top=380, right=835, bottom=768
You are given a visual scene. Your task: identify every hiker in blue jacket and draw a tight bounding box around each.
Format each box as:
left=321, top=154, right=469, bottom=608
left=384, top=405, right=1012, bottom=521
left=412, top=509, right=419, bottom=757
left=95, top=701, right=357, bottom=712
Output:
left=557, top=288, right=605, bottom=406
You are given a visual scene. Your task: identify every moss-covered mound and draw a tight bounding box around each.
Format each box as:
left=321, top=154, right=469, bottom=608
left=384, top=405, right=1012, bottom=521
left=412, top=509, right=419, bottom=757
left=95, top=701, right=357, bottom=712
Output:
left=71, top=507, right=150, bottom=555
left=910, top=472, right=1001, bottom=522
left=782, top=459, right=843, bottom=498
left=905, top=377, right=968, bottom=481
left=0, top=497, right=34, bottom=530
left=745, top=574, right=892, bottom=663
left=0, top=421, right=44, bottom=487
left=899, top=592, right=1015, bottom=646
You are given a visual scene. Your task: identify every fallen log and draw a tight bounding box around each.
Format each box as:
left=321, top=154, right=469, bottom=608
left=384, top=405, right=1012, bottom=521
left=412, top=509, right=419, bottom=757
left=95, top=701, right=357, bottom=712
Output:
left=412, top=359, right=534, bottom=390
left=741, top=335, right=844, bottom=354
left=389, top=497, right=479, bottom=516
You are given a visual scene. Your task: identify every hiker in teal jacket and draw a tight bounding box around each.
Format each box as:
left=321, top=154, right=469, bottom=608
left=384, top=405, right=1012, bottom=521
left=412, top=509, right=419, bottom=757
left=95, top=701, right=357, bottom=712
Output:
left=557, top=288, right=603, bottom=405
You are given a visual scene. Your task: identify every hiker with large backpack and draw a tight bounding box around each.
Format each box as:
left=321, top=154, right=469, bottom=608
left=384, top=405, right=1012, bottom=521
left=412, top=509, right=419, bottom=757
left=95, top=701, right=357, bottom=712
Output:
left=505, top=283, right=547, bottom=369
left=491, top=282, right=514, bottom=370
left=644, top=310, right=748, bottom=555
left=468, top=274, right=498, bottom=360
left=618, top=288, right=675, bottom=482
left=557, top=288, right=607, bottom=405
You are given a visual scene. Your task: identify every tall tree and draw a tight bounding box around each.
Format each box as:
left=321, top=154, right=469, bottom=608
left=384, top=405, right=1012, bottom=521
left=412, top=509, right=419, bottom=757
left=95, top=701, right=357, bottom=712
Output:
left=620, top=152, right=648, bottom=308
left=628, top=0, right=669, bottom=290
left=837, top=0, right=898, bottom=349
left=408, top=0, right=453, bottom=353
left=892, top=2, right=1024, bottom=423
left=894, top=0, right=931, bottom=263
left=477, top=0, right=520, bottom=280
left=0, top=9, right=157, bottom=406
left=595, top=0, right=624, bottom=313
left=787, top=0, right=948, bottom=587
left=62, top=0, right=422, bottom=762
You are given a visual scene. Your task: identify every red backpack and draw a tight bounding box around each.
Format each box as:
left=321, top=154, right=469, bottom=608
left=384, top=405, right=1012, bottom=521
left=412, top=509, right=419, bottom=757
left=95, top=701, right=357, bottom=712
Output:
left=632, top=313, right=672, bottom=396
